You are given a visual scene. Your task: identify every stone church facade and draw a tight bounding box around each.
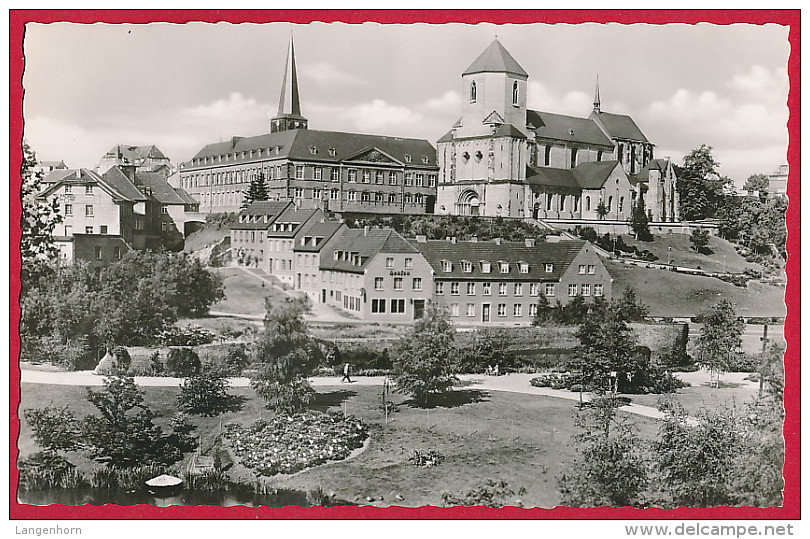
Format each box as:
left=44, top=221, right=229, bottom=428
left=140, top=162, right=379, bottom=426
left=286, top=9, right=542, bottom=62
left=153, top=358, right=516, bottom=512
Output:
left=436, top=39, right=679, bottom=223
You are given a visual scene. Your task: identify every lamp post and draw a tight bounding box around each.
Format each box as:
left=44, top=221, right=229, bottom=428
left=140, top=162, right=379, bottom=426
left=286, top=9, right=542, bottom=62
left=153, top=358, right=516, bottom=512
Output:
left=667, top=246, right=672, bottom=265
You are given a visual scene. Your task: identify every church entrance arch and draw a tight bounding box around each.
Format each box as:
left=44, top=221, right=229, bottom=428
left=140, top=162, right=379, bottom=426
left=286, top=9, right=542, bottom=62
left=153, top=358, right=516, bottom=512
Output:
left=458, top=189, right=481, bottom=216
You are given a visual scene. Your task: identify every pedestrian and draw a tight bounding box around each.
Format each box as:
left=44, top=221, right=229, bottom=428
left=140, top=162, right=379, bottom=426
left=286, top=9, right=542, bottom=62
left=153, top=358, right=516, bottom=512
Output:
left=493, top=364, right=499, bottom=377
left=342, top=362, right=352, bottom=383
left=486, top=365, right=493, bottom=376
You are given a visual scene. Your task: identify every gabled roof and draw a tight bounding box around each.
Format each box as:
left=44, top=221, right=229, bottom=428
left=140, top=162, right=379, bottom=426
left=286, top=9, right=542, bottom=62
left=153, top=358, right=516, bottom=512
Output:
left=416, top=239, right=587, bottom=282
left=39, top=168, right=145, bottom=204
left=591, top=111, right=649, bottom=143
left=319, top=228, right=418, bottom=273
left=631, top=159, right=672, bottom=184
left=104, top=144, right=170, bottom=164
left=230, top=200, right=292, bottom=230
left=100, top=167, right=149, bottom=202
left=42, top=169, right=78, bottom=183
left=525, top=166, right=580, bottom=190
left=437, top=129, right=455, bottom=143
left=493, top=123, right=528, bottom=139
left=173, top=187, right=199, bottom=205
left=572, top=160, right=622, bottom=189
left=482, top=111, right=506, bottom=125
left=133, top=172, right=186, bottom=205
left=266, top=207, right=324, bottom=238
left=187, top=129, right=437, bottom=169
left=528, top=110, right=613, bottom=147
left=39, top=160, right=67, bottom=169
left=293, top=221, right=347, bottom=252
left=463, top=39, right=528, bottom=78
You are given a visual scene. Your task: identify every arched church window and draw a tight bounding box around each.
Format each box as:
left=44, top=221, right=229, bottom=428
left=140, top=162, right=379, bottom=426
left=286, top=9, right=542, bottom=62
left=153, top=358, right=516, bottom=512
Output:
left=470, top=81, right=477, bottom=103
left=586, top=196, right=591, bottom=211
left=512, top=81, right=519, bottom=106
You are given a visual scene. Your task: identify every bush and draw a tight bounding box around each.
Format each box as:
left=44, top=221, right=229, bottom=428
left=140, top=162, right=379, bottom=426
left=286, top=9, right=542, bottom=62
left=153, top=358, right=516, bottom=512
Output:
left=442, top=479, right=526, bottom=508
left=24, top=406, right=81, bottom=452
left=165, top=348, right=202, bottom=377
left=178, top=373, right=240, bottom=416
left=22, top=335, right=96, bottom=371
left=726, top=353, right=761, bottom=373
left=221, top=344, right=250, bottom=375
left=157, top=326, right=215, bottom=346
left=18, top=452, right=84, bottom=490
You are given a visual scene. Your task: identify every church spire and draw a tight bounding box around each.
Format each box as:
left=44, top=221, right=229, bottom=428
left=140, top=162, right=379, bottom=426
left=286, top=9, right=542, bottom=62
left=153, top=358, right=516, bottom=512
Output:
left=593, top=73, right=601, bottom=113
left=271, top=34, right=308, bottom=133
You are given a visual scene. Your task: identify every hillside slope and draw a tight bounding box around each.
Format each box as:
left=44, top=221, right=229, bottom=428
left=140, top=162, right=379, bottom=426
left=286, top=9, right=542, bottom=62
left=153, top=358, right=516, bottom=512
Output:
left=619, top=233, right=762, bottom=274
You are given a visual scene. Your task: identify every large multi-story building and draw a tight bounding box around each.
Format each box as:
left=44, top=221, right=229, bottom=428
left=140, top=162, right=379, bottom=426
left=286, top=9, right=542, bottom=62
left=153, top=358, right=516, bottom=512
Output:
left=436, top=39, right=679, bottom=223
left=416, top=236, right=611, bottom=325
left=179, top=37, right=439, bottom=215
left=97, top=144, right=173, bottom=178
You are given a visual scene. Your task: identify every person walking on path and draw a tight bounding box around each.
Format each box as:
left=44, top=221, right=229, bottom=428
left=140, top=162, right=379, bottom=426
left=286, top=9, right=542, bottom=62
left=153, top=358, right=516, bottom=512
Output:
left=342, top=362, right=353, bottom=383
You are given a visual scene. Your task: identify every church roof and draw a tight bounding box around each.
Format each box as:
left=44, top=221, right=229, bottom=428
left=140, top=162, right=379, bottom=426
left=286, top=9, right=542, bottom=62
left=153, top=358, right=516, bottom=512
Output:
left=437, top=129, right=455, bottom=143
left=187, top=129, right=437, bottom=169
left=528, top=110, right=613, bottom=147
left=572, top=160, right=622, bottom=189
left=493, top=123, right=528, bottom=139
left=462, top=39, right=528, bottom=78
left=631, top=159, right=670, bottom=184
left=525, top=166, right=580, bottom=190
left=591, top=111, right=649, bottom=143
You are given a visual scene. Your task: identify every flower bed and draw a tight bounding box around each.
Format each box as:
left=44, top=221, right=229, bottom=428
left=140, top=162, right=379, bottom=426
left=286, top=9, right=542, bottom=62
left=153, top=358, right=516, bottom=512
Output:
left=222, top=412, right=368, bottom=476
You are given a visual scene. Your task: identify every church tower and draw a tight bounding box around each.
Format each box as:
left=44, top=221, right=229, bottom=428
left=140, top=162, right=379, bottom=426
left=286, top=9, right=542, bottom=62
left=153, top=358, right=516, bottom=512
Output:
left=456, top=39, right=529, bottom=138
left=270, top=35, right=308, bottom=133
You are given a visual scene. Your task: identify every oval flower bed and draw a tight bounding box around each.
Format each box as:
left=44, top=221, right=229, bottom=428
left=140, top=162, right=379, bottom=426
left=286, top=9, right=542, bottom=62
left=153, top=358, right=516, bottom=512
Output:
left=223, top=412, right=368, bottom=476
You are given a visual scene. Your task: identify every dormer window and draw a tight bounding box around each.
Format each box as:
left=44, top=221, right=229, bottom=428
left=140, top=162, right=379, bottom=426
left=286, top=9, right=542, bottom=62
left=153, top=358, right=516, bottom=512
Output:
left=545, top=263, right=554, bottom=273
left=499, top=262, right=510, bottom=274
left=309, top=146, right=318, bottom=155
left=333, top=251, right=340, bottom=261
left=442, top=260, right=453, bottom=272
left=404, top=154, right=412, bottom=163
left=470, top=81, right=477, bottom=103
left=462, top=261, right=472, bottom=273
left=520, top=262, right=529, bottom=274
left=328, top=147, right=337, bottom=156
left=422, top=156, right=429, bottom=164
left=480, top=261, right=491, bottom=274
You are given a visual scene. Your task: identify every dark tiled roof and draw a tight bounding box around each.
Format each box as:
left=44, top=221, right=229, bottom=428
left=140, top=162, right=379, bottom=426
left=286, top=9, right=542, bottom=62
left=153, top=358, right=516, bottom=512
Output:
left=101, top=167, right=149, bottom=202
left=320, top=228, right=417, bottom=273
left=572, top=160, right=621, bottom=189
left=463, top=39, right=528, bottom=78
left=187, top=129, right=437, bottom=169
left=525, top=166, right=579, bottom=190
left=134, top=172, right=185, bottom=204
left=437, top=129, right=455, bottom=143
left=631, top=159, right=670, bottom=185
left=265, top=207, right=323, bottom=238
left=173, top=187, right=199, bottom=205
left=293, top=221, right=346, bottom=252
left=230, top=200, right=292, bottom=230
left=105, top=144, right=169, bottom=163
left=42, top=169, right=78, bottom=183
left=39, top=160, right=67, bottom=169
left=416, top=239, right=586, bottom=282
left=591, top=111, right=649, bottom=143
left=528, top=110, right=613, bottom=147
left=493, top=123, right=528, bottom=139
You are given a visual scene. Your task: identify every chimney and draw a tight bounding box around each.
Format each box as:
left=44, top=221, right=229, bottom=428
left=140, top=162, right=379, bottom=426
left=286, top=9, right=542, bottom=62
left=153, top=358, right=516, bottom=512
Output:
left=415, top=234, right=427, bottom=243
left=525, top=238, right=536, bottom=248
left=470, top=235, right=478, bottom=243
left=494, top=238, right=503, bottom=245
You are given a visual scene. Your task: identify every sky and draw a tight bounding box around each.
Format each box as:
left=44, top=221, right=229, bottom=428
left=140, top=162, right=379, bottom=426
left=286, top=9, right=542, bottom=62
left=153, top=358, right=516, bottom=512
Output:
left=22, top=21, right=790, bottom=185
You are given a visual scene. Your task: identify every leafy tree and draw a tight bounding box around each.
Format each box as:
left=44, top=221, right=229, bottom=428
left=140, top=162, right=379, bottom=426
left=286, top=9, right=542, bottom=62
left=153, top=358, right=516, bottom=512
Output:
left=178, top=373, right=240, bottom=416
left=20, top=141, right=63, bottom=283
left=531, top=293, right=553, bottom=325
left=249, top=296, right=320, bottom=412
left=24, top=406, right=82, bottom=452
left=676, top=145, right=728, bottom=220
left=442, top=479, right=526, bottom=508
left=653, top=401, right=744, bottom=507
left=689, top=228, right=711, bottom=254
left=81, top=376, right=196, bottom=466
left=455, top=329, right=509, bottom=373
left=393, top=303, right=458, bottom=405
left=757, top=340, right=785, bottom=400
left=743, top=173, right=770, bottom=197
left=613, top=287, right=649, bottom=323
left=221, top=343, right=250, bottom=375
left=241, top=172, right=270, bottom=210
left=630, top=197, right=653, bottom=241
left=165, top=348, right=202, bottom=377
left=572, top=308, right=639, bottom=396
left=596, top=201, right=608, bottom=220
left=558, top=398, right=649, bottom=507
left=695, top=300, right=744, bottom=388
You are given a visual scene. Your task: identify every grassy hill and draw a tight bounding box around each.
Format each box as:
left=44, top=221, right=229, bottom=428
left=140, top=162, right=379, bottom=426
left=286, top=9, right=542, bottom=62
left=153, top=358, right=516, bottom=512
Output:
left=183, top=225, right=230, bottom=254
left=619, top=233, right=762, bottom=274
left=606, top=260, right=785, bottom=318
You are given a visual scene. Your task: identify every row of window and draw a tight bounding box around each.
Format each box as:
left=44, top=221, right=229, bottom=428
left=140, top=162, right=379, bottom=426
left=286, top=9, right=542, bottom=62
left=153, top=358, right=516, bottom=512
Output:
left=64, top=204, right=94, bottom=217
left=374, top=277, right=422, bottom=291
left=62, top=185, right=94, bottom=195
left=370, top=298, right=407, bottom=314
left=435, top=281, right=604, bottom=297
left=92, top=245, right=123, bottom=261
left=64, top=225, right=108, bottom=235
left=450, top=303, right=528, bottom=318
left=189, top=149, right=431, bottom=167
left=441, top=260, right=552, bottom=274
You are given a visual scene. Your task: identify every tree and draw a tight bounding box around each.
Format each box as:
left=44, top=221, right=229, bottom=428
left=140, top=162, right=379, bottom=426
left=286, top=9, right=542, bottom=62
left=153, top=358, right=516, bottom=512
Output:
left=249, top=296, right=320, bottom=412
left=531, top=293, right=553, bottom=325
left=613, top=287, right=649, bottom=323
left=393, top=303, right=458, bottom=405
left=20, top=141, right=63, bottom=283
left=689, top=228, right=711, bottom=254
left=81, top=376, right=196, bottom=466
left=241, top=172, right=269, bottom=210
left=757, top=340, right=785, bottom=400
left=165, top=348, right=202, bottom=377
left=178, top=373, right=240, bottom=416
left=695, top=300, right=744, bottom=388
left=572, top=308, right=639, bottom=397
left=630, top=197, right=653, bottom=241
left=558, top=398, right=649, bottom=507
left=455, top=329, right=509, bottom=373
left=676, top=145, right=728, bottom=220
left=596, top=201, right=609, bottom=220
left=744, top=173, right=770, bottom=197
left=24, top=406, right=82, bottom=453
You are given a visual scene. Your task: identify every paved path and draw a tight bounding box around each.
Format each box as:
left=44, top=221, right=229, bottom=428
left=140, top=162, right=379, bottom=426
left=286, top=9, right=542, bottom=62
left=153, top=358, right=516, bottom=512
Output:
left=19, top=369, right=698, bottom=421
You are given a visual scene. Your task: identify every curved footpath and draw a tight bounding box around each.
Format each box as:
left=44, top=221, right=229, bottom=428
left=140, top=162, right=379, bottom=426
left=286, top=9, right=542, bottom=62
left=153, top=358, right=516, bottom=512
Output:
left=20, top=369, right=757, bottom=422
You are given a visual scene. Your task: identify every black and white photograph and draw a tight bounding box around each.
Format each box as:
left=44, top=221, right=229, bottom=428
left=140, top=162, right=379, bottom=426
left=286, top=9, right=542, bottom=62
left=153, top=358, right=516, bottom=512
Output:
left=13, top=13, right=795, bottom=515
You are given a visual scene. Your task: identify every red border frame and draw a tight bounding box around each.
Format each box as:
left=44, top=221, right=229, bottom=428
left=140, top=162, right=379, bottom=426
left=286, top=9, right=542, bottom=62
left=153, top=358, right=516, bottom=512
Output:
left=9, top=9, right=800, bottom=520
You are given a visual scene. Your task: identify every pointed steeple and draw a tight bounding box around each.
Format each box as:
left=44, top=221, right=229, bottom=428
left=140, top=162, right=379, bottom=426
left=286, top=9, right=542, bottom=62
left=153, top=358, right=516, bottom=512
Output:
left=462, top=39, right=528, bottom=78
left=270, top=34, right=308, bottom=133
left=593, top=73, right=601, bottom=113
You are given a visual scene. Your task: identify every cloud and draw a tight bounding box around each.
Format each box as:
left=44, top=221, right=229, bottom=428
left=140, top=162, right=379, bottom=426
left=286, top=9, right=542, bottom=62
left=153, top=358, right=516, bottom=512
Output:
left=181, top=92, right=265, bottom=123
left=423, top=91, right=463, bottom=112
left=299, top=63, right=367, bottom=86
left=527, top=82, right=593, bottom=116
left=728, top=65, right=788, bottom=102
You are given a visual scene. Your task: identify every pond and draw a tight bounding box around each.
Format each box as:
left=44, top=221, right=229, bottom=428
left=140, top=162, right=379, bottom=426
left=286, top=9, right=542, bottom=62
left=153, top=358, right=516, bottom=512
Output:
left=18, top=485, right=319, bottom=507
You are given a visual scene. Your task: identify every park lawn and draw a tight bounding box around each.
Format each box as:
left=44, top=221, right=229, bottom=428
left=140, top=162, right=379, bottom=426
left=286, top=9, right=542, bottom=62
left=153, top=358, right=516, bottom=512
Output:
left=606, top=261, right=785, bottom=318
left=211, top=268, right=288, bottom=316
left=628, top=372, right=760, bottom=417
left=17, top=381, right=659, bottom=508
left=620, top=233, right=762, bottom=274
